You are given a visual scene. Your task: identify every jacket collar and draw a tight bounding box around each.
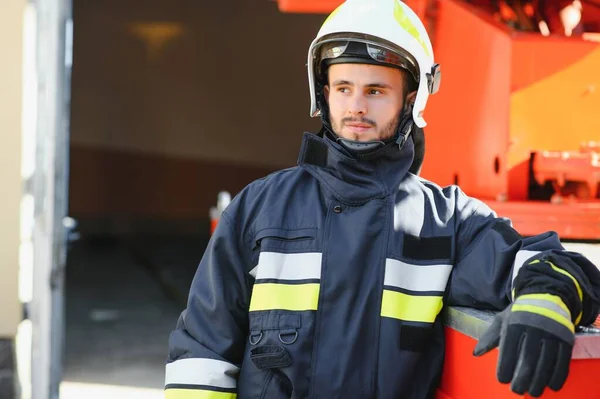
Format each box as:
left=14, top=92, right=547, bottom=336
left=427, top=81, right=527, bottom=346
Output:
left=297, top=131, right=414, bottom=205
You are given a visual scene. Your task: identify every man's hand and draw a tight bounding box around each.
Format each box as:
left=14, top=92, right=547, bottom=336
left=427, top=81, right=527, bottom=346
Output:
left=473, top=294, right=575, bottom=397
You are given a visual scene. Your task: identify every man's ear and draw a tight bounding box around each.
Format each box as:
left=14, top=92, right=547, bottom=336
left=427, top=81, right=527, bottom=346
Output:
left=406, top=90, right=417, bottom=106
left=324, top=85, right=330, bottom=104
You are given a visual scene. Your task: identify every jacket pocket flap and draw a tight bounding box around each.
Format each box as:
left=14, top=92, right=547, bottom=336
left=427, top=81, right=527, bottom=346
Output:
left=249, top=311, right=302, bottom=331
left=255, top=228, right=317, bottom=242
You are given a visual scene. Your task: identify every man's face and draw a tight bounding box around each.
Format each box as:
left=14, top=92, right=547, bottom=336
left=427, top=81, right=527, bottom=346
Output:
left=324, top=63, right=413, bottom=142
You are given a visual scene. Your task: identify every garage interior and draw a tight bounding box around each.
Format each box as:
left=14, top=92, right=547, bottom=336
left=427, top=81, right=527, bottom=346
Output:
left=63, top=0, right=324, bottom=391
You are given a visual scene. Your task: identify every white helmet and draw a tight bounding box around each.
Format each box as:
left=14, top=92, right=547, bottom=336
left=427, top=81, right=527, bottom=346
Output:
left=307, top=0, right=441, bottom=128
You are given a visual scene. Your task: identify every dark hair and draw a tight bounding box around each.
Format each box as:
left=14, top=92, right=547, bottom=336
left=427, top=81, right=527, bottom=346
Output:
left=402, top=69, right=418, bottom=99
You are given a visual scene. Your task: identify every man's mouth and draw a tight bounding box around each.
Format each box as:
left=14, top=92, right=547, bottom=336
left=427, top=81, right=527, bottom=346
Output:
left=346, top=123, right=373, bottom=128
left=345, top=122, right=374, bottom=134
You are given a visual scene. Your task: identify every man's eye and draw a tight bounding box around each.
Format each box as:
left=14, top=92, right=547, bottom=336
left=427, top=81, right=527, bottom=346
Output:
left=337, top=87, right=350, bottom=93
left=368, top=89, right=382, bottom=95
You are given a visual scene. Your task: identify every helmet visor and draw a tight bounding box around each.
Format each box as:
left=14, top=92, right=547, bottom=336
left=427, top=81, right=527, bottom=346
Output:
left=316, top=37, right=419, bottom=83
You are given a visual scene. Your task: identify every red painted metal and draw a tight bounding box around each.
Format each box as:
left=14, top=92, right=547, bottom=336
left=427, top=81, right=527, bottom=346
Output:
left=438, top=326, right=600, bottom=398
left=485, top=200, right=600, bottom=240
left=532, top=142, right=600, bottom=201
left=276, top=0, right=343, bottom=13
left=274, top=0, right=600, bottom=242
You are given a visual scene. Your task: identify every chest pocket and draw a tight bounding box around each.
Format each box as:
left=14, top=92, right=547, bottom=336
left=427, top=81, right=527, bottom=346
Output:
left=253, top=227, right=318, bottom=252
left=249, top=227, right=321, bottom=313
left=243, top=228, right=321, bottom=399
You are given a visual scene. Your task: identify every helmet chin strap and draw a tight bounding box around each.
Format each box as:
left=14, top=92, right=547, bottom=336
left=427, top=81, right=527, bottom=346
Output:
left=394, top=104, right=414, bottom=151
left=336, top=137, right=387, bottom=154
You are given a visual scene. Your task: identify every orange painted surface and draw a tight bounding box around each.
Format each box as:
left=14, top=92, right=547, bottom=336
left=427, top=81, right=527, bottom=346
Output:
left=422, top=0, right=600, bottom=204
left=420, top=0, right=511, bottom=199
left=275, top=0, right=600, bottom=239
left=439, top=326, right=600, bottom=399
left=435, top=390, right=453, bottom=399
left=533, top=145, right=600, bottom=199
left=507, top=37, right=599, bottom=195
left=276, top=0, right=428, bottom=20
left=276, top=0, right=343, bottom=13
left=210, top=218, right=219, bottom=235
left=484, top=200, right=600, bottom=240
left=510, top=38, right=597, bottom=93
left=508, top=45, right=600, bottom=172
left=440, top=327, right=522, bottom=399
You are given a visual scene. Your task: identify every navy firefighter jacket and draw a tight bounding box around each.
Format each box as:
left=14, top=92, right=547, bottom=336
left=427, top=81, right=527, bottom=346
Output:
left=165, top=132, right=600, bottom=399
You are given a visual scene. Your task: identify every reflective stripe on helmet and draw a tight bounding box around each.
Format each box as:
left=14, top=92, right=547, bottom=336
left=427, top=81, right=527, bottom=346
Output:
left=393, top=0, right=430, bottom=57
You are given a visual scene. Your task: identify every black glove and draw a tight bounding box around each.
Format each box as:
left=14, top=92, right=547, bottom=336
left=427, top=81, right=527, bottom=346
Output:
left=473, top=293, right=575, bottom=397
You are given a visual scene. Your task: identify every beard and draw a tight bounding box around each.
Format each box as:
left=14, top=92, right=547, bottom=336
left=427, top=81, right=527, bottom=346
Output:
left=330, top=110, right=402, bottom=142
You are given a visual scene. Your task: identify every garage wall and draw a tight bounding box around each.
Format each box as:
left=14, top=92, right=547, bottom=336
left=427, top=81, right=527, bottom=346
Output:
left=0, top=0, right=24, bottom=344
left=69, top=0, right=325, bottom=224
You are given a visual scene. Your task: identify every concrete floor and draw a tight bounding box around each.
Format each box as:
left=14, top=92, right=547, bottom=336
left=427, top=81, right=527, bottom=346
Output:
left=61, top=234, right=204, bottom=395
left=60, top=382, right=163, bottom=398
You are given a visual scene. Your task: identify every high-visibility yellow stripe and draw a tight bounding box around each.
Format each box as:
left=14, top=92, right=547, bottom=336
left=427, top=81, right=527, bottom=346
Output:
left=381, top=290, right=443, bottom=323
left=249, top=283, right=320, bottom=311
left=512, top=304, right=575, bottom=333
left=322, top=4, right=342, bottom=27
left=548, top=263, right=584, bottom=304
left=529, top=259, right=583, bottom=325
left=165, top=388, right=236, bottom=399
left=393, top=0, right=430, bottom=57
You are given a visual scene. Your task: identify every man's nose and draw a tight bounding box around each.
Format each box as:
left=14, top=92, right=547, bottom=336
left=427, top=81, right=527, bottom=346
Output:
left=347, top=93, right=367, bottom=115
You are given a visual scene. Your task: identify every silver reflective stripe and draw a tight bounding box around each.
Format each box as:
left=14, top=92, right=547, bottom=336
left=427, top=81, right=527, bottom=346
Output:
left=384, top=258, right=452, bottom=292
left=393, top=189, right=425, bottom=237
left=516, top=297, right=571, bottom=321
left=165, top=358, right=239, bottom=388
left=249, top=252, right=322, bottom=280
left=511, top=250, right=542, bottom=285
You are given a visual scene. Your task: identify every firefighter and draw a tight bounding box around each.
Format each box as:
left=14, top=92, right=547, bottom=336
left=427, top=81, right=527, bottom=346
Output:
left=164, top=1, right=600, bottom=398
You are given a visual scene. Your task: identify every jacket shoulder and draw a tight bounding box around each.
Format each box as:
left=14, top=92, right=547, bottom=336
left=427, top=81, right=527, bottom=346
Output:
left=406, top=173, right=461, bottom=203
left=220, top=166, right=311, bottom=235
left=241, top=166, right=306, bottom=199
left=405, top=173, right=495, bottom=219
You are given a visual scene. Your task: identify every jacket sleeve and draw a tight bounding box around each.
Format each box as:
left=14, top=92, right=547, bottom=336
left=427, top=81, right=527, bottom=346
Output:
left=165, top=211, right=251, bottom=398
left=447, top=188, right=600, bottom=326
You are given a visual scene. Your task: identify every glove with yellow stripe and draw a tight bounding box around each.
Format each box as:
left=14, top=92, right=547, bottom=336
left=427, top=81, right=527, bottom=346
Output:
left=474, top=251, right=600, bottom=397
left=473, top=292, right=575, bottom=397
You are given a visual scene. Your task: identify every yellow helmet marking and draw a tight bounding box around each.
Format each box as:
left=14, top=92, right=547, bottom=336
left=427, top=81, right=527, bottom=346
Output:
left=393, top=0, right=430, bottom=57
left=323, top=4, right=343, bottom=27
